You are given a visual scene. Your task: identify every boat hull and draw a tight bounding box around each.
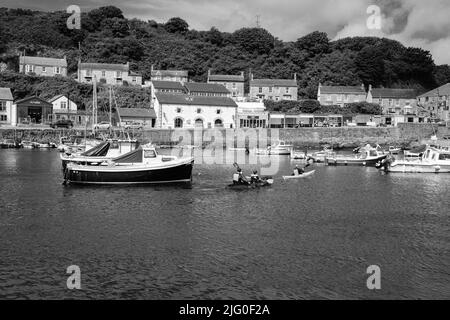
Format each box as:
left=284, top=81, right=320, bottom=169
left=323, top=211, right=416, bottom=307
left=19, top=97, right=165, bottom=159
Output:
left=325, top=154, right=387, bottom=166
left=387, top=162, right=450, bottom=173
left=65, top=159, right=194, bottom=185
left=282, top=170, right=316, bottom=179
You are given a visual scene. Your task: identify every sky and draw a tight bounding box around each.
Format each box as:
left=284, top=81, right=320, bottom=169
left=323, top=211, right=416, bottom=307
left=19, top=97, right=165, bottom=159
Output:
left=2, top=0, right=450, bottom=65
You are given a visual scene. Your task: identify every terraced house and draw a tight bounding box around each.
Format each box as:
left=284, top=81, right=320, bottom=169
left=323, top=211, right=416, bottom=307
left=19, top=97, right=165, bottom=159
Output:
left=150, top=66, right=188, bottom=83
left=317, top=84, right=367, bottom=107
left=249, top=74, right=298, bottom=101
left=77, top=62, right=142, bottom=86
left=19, top=55, right=67, bottom=77
left=417, top=83, right=450, bottom=122
left=367, top=87, right=417, bottom=115
left=207, top=70, right=245, bottom=99
left=184, top=82, right=231, bottom=97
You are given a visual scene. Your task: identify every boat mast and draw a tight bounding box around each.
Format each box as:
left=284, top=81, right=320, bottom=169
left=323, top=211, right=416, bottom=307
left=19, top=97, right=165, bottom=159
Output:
left=92, top=75, right=97, bottom=135
left=109, top=86, right=112, bottom=137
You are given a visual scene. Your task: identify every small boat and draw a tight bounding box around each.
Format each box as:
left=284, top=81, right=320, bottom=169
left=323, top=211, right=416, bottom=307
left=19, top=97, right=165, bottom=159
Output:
left=388, top=146, right=401, bottom=155
left=282, top=170, right=316, bottom=180
left=403, top=145, right=426, bottom=160
left=58, top=136, right=102, bottom=153
left=60, top=139, right=139, bottom=170
left=21, top=141, right=37, bottom=149
left=255, top=141, right=293, bottom=155
left=63, top=145, right=194, bottom=185
left=228, top=177, right=273, bottom=189
left=310, top=147, right=335, bottom=163
left=325, top=145, right=387, bottom=166
left=380, top=145, right=450, bottom=173
left=35, top=142, right=57, bottom=149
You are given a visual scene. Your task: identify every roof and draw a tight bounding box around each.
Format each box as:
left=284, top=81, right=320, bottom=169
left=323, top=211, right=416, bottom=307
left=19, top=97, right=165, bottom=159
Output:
left=48, top=94, right=76, bottom=103
left=152, top=81, right=185, bottom=91
left=184, top=82, right=230, bottom=94
left=118, top=108, right=156, bottom=118
left=250, top=79, right=297, bottom=87
left=209, top=74, right=244, bottom=82
left=155, top=93, right=238, bottom=107
left=20, top=56, right=67, bottom=67
left=371, top=88, right=417, bottom=99
left=320, top=85, right=366, bottom=94
left=151, top=70, right=188, bottom=77
left=14, top=96, right=52, bottom=106
left=79, top=62, right=129, bottom=72
left=0, top=88, right=13, bottom=100
left=417, top=83, right=450, bottom=98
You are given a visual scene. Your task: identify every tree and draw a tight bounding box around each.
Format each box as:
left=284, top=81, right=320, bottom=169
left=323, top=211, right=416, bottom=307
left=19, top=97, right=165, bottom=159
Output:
left=295, top=31, right=330, bottom=56
left=87, top=6, right=124, bottom=30
left=231, top=28, right=274, bottom=55
left=355, top=45, right=385, bottom=88
left=164, top=17, right=189, bottom=34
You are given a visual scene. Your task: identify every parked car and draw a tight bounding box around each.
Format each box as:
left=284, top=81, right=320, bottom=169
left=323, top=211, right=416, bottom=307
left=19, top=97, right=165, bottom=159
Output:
left=94, top=122, right=112, bottom=130
left=50, top=119, right=73, bottom=129
left=124, top=122, right=143, bottom=130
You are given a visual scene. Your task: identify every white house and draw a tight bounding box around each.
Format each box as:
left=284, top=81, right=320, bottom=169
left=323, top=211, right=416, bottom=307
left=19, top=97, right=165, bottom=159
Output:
left=154, top=93, right=238, bottom=129
left=236, top=101, right=268, bottom=128
left=48, top=95, right=78, bottom=122
left=0, top=88, right=14, bottom=125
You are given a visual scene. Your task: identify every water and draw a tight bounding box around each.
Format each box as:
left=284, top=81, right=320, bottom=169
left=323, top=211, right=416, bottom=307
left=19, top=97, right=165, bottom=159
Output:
left=0, top=149, right=449, bottom=299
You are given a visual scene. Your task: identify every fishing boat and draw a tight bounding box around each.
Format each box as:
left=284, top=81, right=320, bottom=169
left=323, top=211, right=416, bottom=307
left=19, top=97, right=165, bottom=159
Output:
left=0, top=139, right=20, bottom=148
left=21, top=141, right=37, bottom=149
left=325, top=145, right=387, bottom=166
left=63, top=145, right=194, bottom=185
left=60, top=139, right=139, bottom=170
left=58, top=135, right=102, bottom=153
left=35, top=142, right=57, bottom=149
left=388, top=146, right=402, bottom=155
left=403, top=145, right=426, bottom=160
left=310, top=147, right=335, bottom=163
left=255, top=140, right=293, bottom=155
left=282, top=170, right=316, bottom=180
left=380, top=145, right=450, bottom=173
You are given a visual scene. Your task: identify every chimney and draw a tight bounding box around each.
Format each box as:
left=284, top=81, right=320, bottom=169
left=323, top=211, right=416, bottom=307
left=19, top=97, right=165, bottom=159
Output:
left=151, top=64, right=154, bottom=72
left=250, top=73, right=253, bottom=81
left=208, top=69, right=211, bottom=76
left=294, top=73, right=297, bottom=81
left=240, top=71, right=244, bottom=77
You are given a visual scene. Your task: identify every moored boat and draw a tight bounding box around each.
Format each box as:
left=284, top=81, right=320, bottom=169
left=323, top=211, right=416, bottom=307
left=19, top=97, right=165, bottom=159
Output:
left=325, top=145, right=387, bottom=166
left=255, top=140, right=293, bottom=155
left=63, top=145, right=194, bottom=185
left=380, top=145, right=450, bottom=173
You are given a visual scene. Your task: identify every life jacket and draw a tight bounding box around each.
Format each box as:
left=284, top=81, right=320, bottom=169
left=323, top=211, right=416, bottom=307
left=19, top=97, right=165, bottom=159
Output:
left=293, top=168, right=300, bottom=176
left=233, top=173, right=239, bottom=182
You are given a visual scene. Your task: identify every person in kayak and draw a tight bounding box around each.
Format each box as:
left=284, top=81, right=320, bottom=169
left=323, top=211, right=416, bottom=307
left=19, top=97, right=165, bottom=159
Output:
left=233, top=168, right=249, bottom=185
left=293, top=165, right=305, bottom=176
left=250, top=170, right=261, bottom=184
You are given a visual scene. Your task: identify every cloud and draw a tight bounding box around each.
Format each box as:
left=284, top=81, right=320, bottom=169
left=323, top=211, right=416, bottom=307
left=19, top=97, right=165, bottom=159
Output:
left=2, top=0, right=450, bottom=64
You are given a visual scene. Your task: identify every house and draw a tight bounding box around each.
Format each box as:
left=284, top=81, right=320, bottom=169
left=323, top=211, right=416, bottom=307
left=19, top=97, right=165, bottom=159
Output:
left=150, top=65, right=188, bottom=83
left=0, top=88, right=13, bottom=125
left=154, top=93, right=237, bottom=129
left=236, top=102, right=268, bottom=128
left=184, top=82, right=231, bottom=97
left=317, top=84, right=367, bottom=107
left=249, top=74, right=298, bottom=101
left=19, top=55, right=67, bottom=77
left=367, top=87, right=417, bottom=115
left=417, top=83, right=450, bottom=122
left=48, top=95, right=78, bottom=123
left=151, top=81, right=185, bottom=94
left=11, top=96, right=53, bottom=126
left=117, top=107, right=157, bottom=128
left=77, top=62, right=142, bottom=86
left=207, top=70, right=245, bottom=99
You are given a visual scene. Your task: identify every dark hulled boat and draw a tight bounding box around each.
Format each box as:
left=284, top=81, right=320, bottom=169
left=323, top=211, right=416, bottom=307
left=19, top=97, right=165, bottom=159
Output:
left=325, top=145, right=387, bottom=167
left=63, top=145, right=194, bottom=185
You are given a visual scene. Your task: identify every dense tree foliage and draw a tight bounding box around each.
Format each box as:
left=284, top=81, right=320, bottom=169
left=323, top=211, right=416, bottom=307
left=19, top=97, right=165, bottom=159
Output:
left=0, top=5, right=448, bottom=110
left=264, top=100, right=381, bottom=115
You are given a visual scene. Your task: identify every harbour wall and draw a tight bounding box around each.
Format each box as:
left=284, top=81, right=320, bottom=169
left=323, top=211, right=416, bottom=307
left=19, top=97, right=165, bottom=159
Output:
left=0, top=124, right=448, bottom=148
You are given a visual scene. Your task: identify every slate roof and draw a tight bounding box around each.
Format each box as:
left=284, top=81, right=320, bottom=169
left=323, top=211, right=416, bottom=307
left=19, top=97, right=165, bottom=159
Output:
left=118, top=107, right=156, bottom=118
left=371, top=88, right=417, bottom=99
left=250, top=79, right=297, bottom=87
left=151, top=70, right=188, bottom=77
left=209, top=74, right=244, bottom=82
left=155, top=93, right=237, bottom=107
left=184, top=82, right=230, bottom=94
left=20, top=56, right=67, bottom=67
left=152, top=81, right=185, bottom=91
left=320, top=85, right=366, bottom=94
left=14, top=96, right=52, bottom=106
left=0, top=88, right=13, bottom=100
left=417, top=83, right=450, bottom=98
left=79, top=62, right=130, bottom=72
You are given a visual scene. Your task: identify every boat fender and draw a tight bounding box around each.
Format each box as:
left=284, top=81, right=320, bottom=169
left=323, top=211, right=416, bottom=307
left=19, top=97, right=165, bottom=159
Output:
left=233, top=173, right=239, bottom=182
left=363, top=162, right=366, bottom=166
left=435, top=166, right=441, bottom=173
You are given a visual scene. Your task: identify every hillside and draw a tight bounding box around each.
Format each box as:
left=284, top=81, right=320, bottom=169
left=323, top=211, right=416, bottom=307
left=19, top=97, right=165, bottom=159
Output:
left=1, top=5, right=450, bottom=107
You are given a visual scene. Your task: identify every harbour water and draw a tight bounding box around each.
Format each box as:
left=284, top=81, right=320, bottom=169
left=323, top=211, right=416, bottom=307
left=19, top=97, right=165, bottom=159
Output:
left=0, top=149, right=449, bottom=299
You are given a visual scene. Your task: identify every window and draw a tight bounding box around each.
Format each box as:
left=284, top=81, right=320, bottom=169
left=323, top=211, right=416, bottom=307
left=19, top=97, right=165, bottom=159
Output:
left=216, top=109, right=221, bottom=114
left=196, top=108, right=202, bottom=114
left=214, top=119, right=223, bottom=127
left=116, top=71, right=122, bottom=78
left=42, top=66, right=46, bottom=73
left=174, top=118, right=183, bottom=128
left=26, top=65, right=34, bottom=73
left=326, top=95, right=332, bottom=101
left=54, top=67, right=61, bottom=74
left=269, top=87, right=273, bottom=93
left=132, top=76, right=136, bottom=83
left=144, top=150, right=157, bottom=158
left=176, top=107, right=182, bottom=113
left=101, top=70, right=106, bottom=77
left=232, top=83, right=236, bottom=88
left=60, top=101, right=67, bottom=109
left=258, top=87, right=262, bottom=93
left=0, top=101, right=6, bottom=111
left=285, top=87, right=289, bottom=94
left=86, top=69, right=92, bottom=77
left=0, top=115, right=7, bottom=121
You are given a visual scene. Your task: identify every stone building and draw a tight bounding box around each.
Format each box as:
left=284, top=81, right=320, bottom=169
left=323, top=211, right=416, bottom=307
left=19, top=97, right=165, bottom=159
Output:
left=207, top=70, right=245, bottom=99
left=77, top=62, right=142, bottom=86
left=317, top=84, right=367, bottom=107
left=249, top=74, right=298, bottom=101
left=19, top=56, right=67, bottom=77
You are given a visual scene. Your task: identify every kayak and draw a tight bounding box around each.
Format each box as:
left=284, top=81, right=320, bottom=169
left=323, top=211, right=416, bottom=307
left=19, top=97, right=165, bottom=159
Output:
left=228, top=178, right=273, bottom=189
left=282, top=170, right=316, bottom=180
